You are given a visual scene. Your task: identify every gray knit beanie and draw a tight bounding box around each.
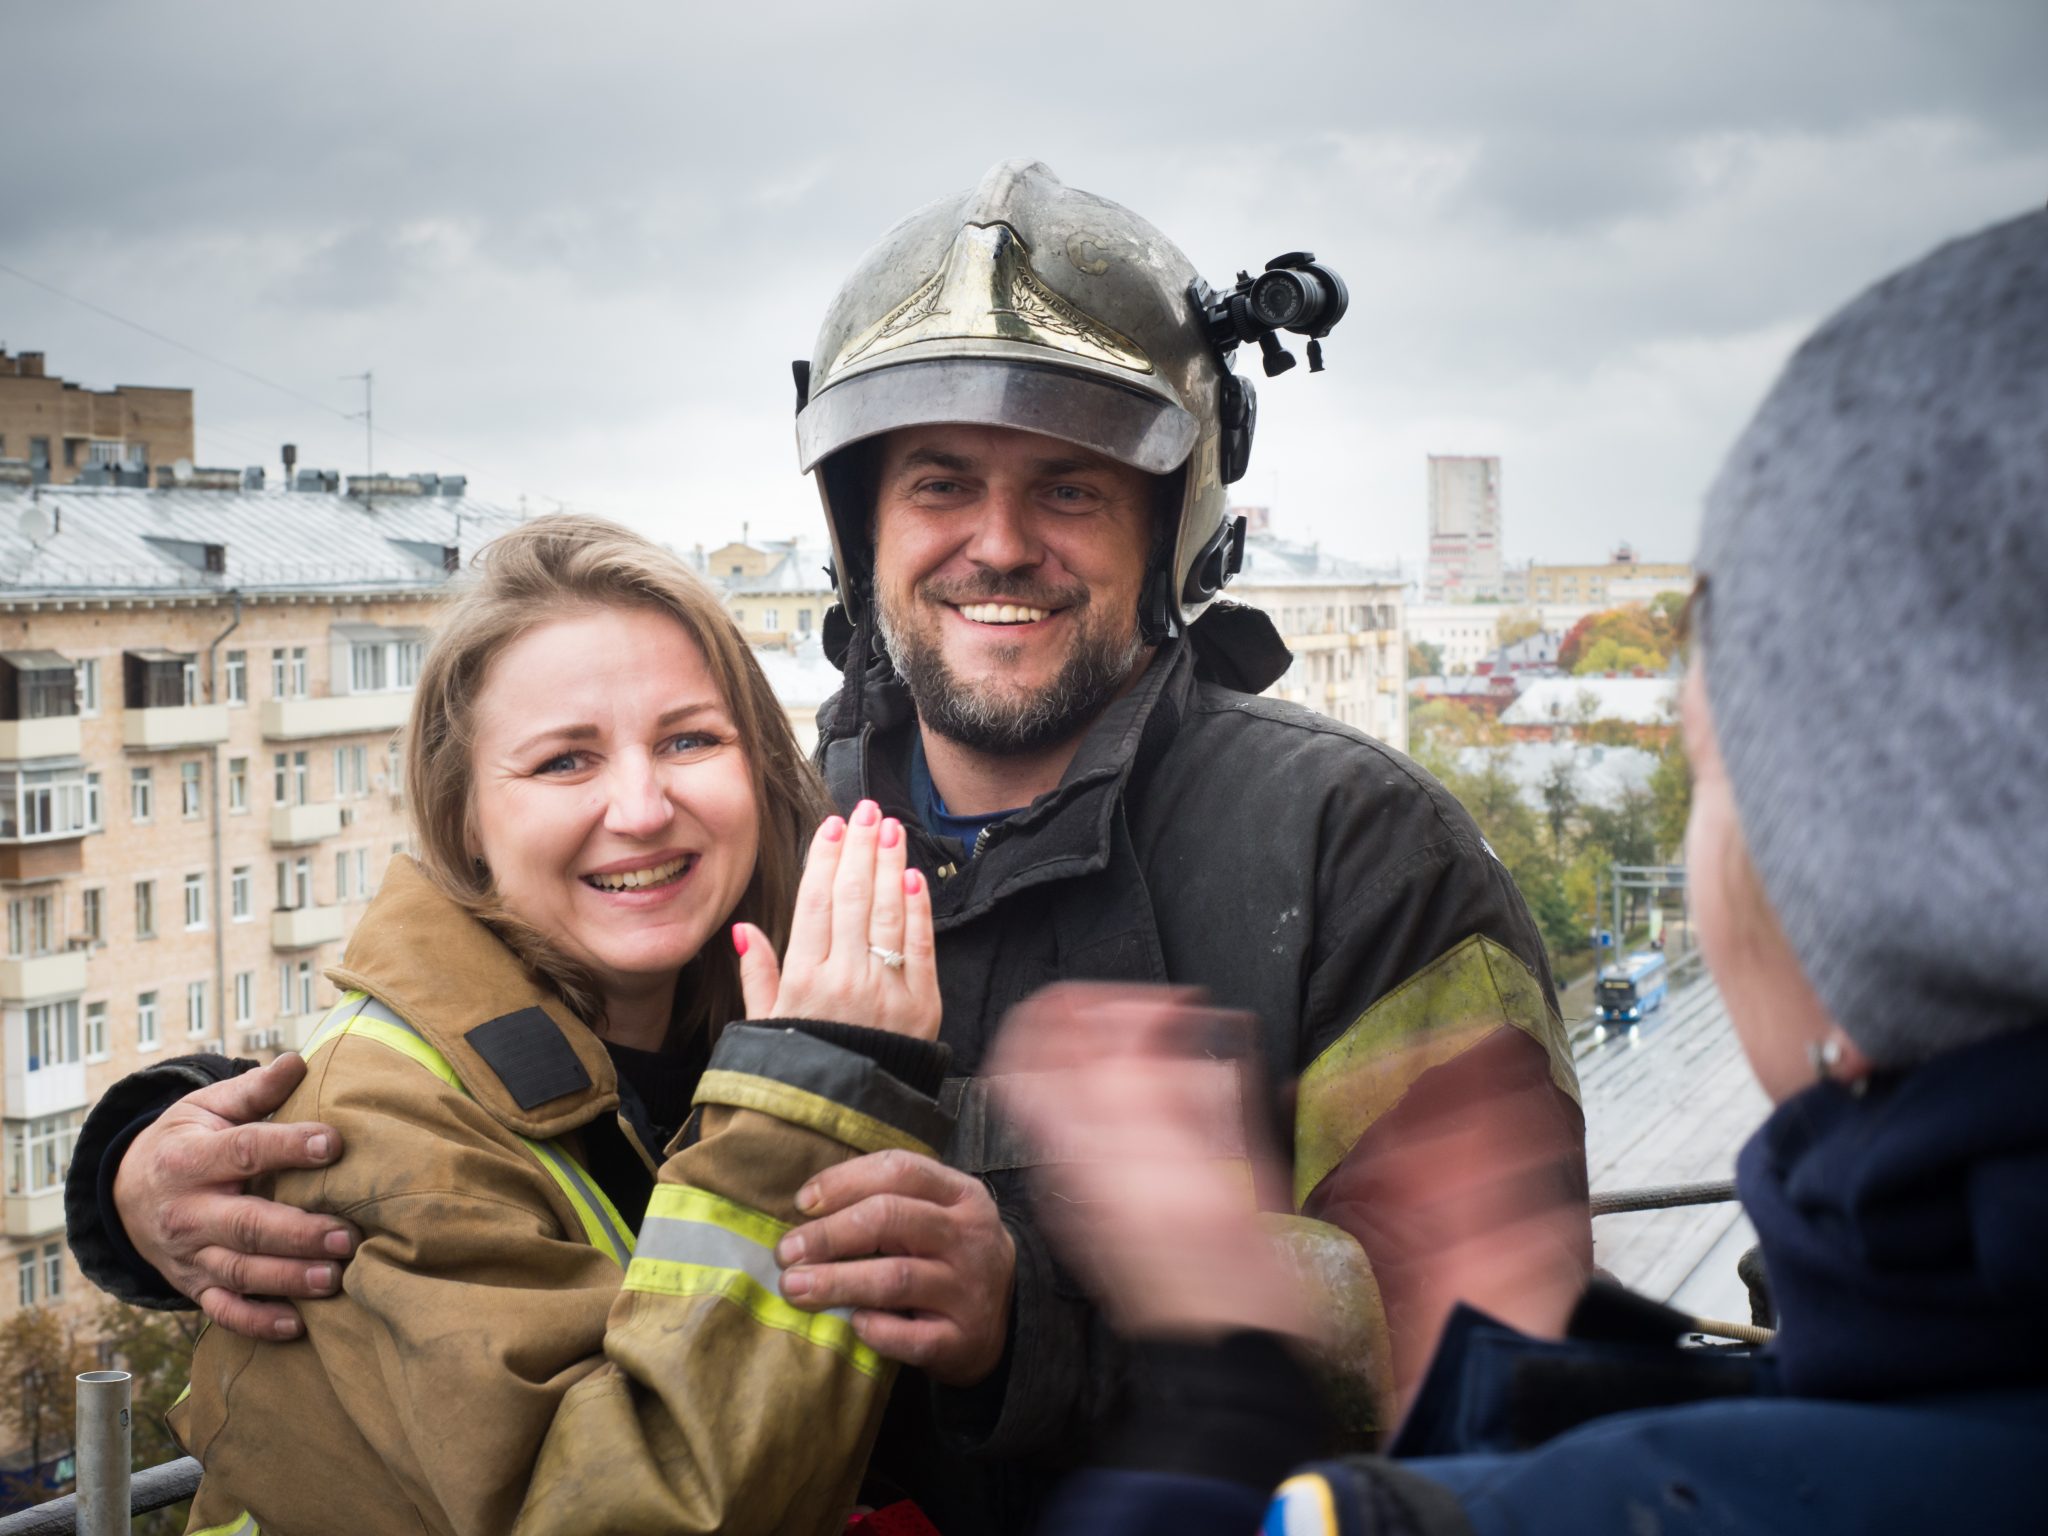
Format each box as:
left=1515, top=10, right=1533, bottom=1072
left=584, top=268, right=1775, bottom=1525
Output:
left=1696, top=207, right=2048, bottom=1070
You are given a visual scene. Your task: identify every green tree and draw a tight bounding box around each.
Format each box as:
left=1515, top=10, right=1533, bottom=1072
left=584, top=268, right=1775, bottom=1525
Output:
left=0, top=1307, right=94, bottom=1489
left=1574, top=636, right=1663, bottom=676
left=95, top=1302, right=202, bottom=1535
left=1409, top=700, right=1501, bottom=771
left=1650, top=735, right=1693, bottom=860
left=1406, top=639, right=1444, bottom=678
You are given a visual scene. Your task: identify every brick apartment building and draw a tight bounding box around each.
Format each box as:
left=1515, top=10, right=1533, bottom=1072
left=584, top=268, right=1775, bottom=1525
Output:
left=0, top=350, right=193, bottom=487
left=0, top=471, right=518, bottom=1337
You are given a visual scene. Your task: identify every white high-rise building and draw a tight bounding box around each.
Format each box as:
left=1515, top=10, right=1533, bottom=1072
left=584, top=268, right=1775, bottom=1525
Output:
left=1424, top=455, right=1503, bottom=601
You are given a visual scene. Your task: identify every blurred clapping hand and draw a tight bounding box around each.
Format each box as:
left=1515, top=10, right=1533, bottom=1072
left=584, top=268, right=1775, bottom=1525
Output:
left=990, top=983, right=1315, bottom=1345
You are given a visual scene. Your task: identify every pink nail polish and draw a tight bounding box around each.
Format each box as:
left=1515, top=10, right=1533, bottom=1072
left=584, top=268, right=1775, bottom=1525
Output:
left=904, top=869, right=923, bottom=896
left=731, top=924, right=748, bottom=957
left=880, top=818, right=902, bottom=849
left=822, top=816, right=845, bottom=842
left=854, top=800, right=880, bottom=827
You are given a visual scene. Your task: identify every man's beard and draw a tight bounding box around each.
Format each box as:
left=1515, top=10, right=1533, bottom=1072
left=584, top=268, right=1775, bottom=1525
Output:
left=874, top=574, right=1149, bottom=756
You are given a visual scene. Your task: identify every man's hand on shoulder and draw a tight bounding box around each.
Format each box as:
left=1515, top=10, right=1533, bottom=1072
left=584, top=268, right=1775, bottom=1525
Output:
left=113, top=1052, right=359, bottom=1340
left=774, top=1149, right=1016, bottom=1387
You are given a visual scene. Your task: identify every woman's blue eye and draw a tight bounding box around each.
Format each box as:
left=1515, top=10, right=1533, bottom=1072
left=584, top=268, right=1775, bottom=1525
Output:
left=535, top=752, right=581, bottom=775
left=663, top=733, right=719, bottom=755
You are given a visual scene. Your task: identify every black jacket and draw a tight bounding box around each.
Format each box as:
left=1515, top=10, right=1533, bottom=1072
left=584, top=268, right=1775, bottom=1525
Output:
left=825, top=606, right=1589, bottom=1534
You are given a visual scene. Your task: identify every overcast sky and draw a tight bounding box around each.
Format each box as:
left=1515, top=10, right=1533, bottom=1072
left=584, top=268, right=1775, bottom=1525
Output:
left=5, top=1, right=2043, bottom=575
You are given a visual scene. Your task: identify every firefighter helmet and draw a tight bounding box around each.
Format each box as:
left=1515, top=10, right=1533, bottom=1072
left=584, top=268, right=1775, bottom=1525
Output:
left=796, top=159, right=1273, bottom=641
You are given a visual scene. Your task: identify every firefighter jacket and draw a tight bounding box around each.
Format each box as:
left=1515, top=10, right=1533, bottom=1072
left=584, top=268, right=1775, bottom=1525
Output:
left=817, top=606, right=1592, bottom=1536
left=168, top=858, right=952, bottom=1536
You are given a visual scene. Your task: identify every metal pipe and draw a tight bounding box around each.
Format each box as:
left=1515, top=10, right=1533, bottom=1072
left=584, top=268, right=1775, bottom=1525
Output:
left=206, top=591, right=243, bottom=1048
left=1589, top=1178, right=1738, bottom=1217
left=0, top=1455, right=202, bottom=1535
left=73, top=1371, right=130, bottom=1536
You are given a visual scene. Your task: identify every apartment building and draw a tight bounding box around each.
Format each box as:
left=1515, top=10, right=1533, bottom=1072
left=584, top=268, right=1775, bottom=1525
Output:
left=694, top=538, right=836, bottom=649
left=0, top=472, right=518, bottom=1324
left=1525, top=545, right=1692, bottom=607
left=0, top=350, right=193, bottom=488
left=1229, top=522, right=1408, bottom=751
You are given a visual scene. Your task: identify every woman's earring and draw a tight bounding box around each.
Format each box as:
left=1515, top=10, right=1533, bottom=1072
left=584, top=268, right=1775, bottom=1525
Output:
left=1807, top=1038, right=1844, bottom=1083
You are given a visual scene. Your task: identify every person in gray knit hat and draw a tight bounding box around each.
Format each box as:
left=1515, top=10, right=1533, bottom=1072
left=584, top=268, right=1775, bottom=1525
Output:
left=985, top=205, right=2048, bottom=1536
left=1695, top=205, right=2048, bottom=1074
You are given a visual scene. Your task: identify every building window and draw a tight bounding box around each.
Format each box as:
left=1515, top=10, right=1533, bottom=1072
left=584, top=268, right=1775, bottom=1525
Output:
left=273, top=750, right=308, bottom=806
left=335, top=849, right=350, bottom=903
left=131, top=766, right=154, bottom=822
left=80, top=887, right=102, bottom=945
left=333, top=744, right=368, bottom=799
left=138, top=990, right=159, bottom=1048
left=17, top=1253, right=32, bottom=1308
left=231, top=866, right=252, bottom=921
left=84, top=1001, right=108, bottom=1061
left=224, top=649, right=247, bottom=705
left=386, top=740, right=402, bottom=799
left=24, top=999, right=81, bottom=1071
left=7, top=1111, right=83, bottom=1201
left=233, top=971, right=253, bottom=1025
left=271, top=646, right=309, bottom=700
left=42, top=1244, right=61, bottom=1301
left=183, top=872, right=206, bottom=930
left=354, top=847, right=369, bottom=899
left=187, top=980, right=208, bottom=1036
left=6, top=893, right=54, bottom=958
left=762, top=608, right=781, bottom=632
left=797, top=609, right=813, bottom=636
left=134, top=879, right=155, bottom=939
left=275, top=857, right=312, bottom=912
left=297, top=960, right=316, bottom=1016
left=75, top=658, right=99, bottom=717
left=181, top=760, right=204, bottom=819
left=227, top=757, right=248, bottom=814
left=84, top=770, right=101, bottom=830
left=0, top=766, right=89, bottom=840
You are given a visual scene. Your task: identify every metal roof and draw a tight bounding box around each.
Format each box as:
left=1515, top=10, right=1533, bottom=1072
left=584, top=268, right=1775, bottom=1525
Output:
left=696, top=541, right=836, bottom=597
left=0, top=649, right=74, bottom=670
left=0, top=483, right=524, bottom=601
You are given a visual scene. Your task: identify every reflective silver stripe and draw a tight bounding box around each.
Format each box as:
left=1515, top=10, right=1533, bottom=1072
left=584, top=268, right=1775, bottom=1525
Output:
left=635, top=1213, right=857, bottom=1327
left=352, top=995, right=412, bottom=1030
left=532, top=1139, right=633, bottom=1260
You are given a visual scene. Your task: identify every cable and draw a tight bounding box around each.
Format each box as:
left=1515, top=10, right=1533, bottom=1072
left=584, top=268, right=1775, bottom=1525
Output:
left=0, top=258, right=497, bottom=483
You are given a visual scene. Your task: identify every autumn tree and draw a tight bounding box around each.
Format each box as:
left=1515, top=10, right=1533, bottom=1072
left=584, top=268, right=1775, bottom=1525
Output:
left=1559, top=604, right=1680, bottom=676
left=1495, top=608, right=1543, bottom=649
left=1406, top=639, right=1444, bottom=677
left=0, top=1307, right=94, bottom=1496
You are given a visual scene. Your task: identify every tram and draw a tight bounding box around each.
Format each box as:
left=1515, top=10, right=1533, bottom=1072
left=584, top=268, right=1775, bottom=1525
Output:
left=1596, top=948, right=1671, bottom=1024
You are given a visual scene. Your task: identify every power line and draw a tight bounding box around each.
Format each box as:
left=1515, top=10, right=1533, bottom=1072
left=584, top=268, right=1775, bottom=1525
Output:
left=0, top=258, right=484, bottom=477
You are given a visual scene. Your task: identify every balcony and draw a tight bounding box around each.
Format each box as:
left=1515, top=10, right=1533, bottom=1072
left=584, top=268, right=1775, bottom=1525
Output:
left=270, top=801, right=343, bottom=846
left=0, top=949, right=87, bottom=1003
left=262, top=693, right=411, bottom=741
left=0, top=717, right=81, bottom=760
left=272, top=904, right=344, bottom=950
left=3, top=1189, right=63, bottom=1239
left=124, top=703, right=230, bottom=750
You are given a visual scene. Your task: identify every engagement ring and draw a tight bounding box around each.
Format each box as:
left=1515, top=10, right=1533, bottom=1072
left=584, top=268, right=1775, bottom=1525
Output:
left=868, top=945, right=906, bottom=971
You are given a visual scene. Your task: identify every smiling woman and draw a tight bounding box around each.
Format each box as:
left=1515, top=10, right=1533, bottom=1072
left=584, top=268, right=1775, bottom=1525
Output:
left=104, top=515, right=955, bottom=1535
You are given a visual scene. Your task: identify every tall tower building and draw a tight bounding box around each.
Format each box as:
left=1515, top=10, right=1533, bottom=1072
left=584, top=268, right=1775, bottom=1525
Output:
left=1424, top=455, right=1503, bottom=601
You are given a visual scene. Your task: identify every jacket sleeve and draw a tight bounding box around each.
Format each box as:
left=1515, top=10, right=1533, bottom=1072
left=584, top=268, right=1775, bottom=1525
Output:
left=1291, top=768, right=1592, bottom=1401
left=212, top=1022, right=947, bottom=1536
left=63, top=1053, right=250, bottom=1307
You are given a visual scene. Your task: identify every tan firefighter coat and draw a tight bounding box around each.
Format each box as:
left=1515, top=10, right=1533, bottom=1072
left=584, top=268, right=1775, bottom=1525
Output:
left=170, top=858, right=952, bottom=1536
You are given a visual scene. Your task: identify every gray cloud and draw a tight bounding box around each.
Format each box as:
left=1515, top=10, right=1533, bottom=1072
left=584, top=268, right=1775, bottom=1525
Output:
left=4, top=0, right=2044, bottom=569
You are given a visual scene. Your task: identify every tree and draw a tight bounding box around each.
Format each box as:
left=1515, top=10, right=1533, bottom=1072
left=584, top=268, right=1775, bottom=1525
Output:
left=1406, top=640, right=1444, bottom=678
left=1559, top=605, right=1678, bottom=676
left=1495, top=608, right=1543, bottom=649
left=1408, top=700, right=1502, bottom=770
left=1650, top=734, right=1693, bottom=860
left=0, top=1307, right=94, bottom=1495
left=94, top=1302, right=202, bottom=1536
left=1538, top=756, right=1581, bottom=854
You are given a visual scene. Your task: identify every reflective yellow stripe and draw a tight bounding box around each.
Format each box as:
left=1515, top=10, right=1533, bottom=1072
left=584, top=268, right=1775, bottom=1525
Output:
left=171, top=1380, right=191, bottom=1410
left=1264, top=1473, right=1339, bottom=1536
left=621, top=1257, right=883, bottom=1377
left=302, top=991, right=629, bottom=1265
left=1293, top=934, right=1579, bottom=1208
left=646, top=1183, right=789, bottom=1249
left=695, top=1069, right=938, bottom=1158
left=189, top=1514, right=260, bottom=1536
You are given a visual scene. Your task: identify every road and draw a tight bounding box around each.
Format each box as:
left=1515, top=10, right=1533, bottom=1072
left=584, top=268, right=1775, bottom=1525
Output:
left=1573, top=954, right=1769, bottom=1326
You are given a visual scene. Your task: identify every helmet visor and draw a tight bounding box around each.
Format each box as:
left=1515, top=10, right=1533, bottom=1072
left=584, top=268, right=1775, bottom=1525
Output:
left=796, top=357, right=1199, bottom=477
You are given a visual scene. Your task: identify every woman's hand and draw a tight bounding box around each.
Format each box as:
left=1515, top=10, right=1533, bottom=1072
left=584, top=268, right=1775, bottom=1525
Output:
left=734, top=800, right=940, bottom=1040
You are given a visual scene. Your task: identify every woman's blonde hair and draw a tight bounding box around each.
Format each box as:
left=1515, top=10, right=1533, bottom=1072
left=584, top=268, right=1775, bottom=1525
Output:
left=404, top=514, right=829, bottom=1036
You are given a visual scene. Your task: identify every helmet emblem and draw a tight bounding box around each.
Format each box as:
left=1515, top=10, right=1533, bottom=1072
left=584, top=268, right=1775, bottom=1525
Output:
left=832, top=222, right=1155, bottom=378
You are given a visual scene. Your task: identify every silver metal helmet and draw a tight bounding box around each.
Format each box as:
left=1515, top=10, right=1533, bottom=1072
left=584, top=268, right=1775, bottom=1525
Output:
left=795, top=160, right=1260, bottom=639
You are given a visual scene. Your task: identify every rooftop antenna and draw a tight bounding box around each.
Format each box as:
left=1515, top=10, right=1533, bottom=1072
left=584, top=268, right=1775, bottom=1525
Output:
left=342, top=370, right=373, bottom=509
